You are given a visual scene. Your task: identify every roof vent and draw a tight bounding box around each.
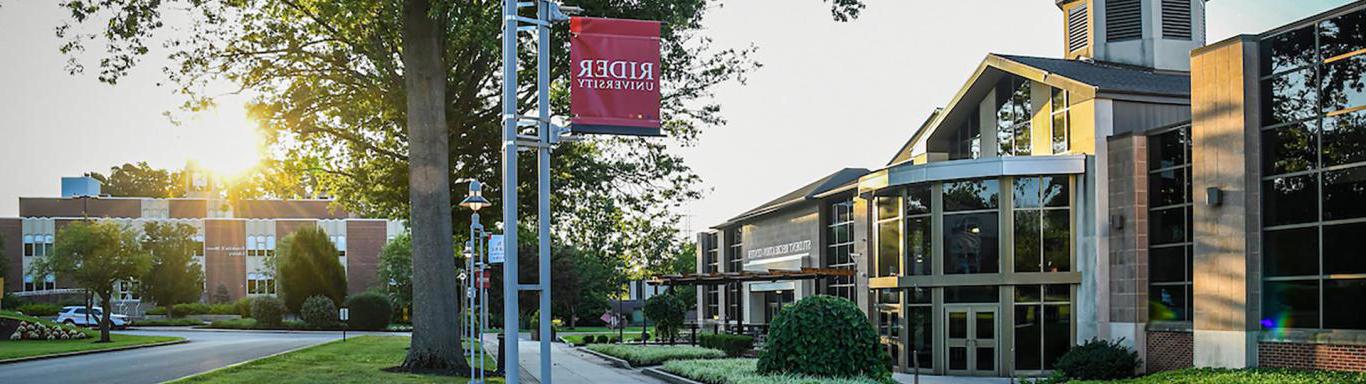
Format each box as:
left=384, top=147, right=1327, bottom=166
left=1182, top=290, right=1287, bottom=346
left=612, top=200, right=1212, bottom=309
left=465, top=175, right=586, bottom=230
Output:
left=1161, top=0, right=1193, bottom=39
left=1106, top=0, right=1143, bottom=41
left=1068, top=4, right=1090, bottom=52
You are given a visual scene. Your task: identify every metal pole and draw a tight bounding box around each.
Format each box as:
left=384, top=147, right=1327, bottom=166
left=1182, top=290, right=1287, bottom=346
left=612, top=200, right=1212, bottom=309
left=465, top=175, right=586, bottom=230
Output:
left=467, top=239, right=476, bottom=380
left=535, top=0, right=553, bottom=382
left=479, top=228, right=488, bottom=383
left=500, top=0, right=520, bottom=381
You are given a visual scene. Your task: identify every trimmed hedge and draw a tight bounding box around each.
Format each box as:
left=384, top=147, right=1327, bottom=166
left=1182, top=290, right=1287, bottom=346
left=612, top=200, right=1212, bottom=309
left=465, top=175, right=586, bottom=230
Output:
left=145, top=307, right=168, bottom=316
left=251, top=296, right=286, bottom=327
left=343, top=292, right=391, bottom=330
left=585, top=344, right=724, bottom=366
left=756, top=295, right=889, bottom=381
left=171, top=303, right=210, bottom=317
left=17, top=303, right=61, bottom=317
left=301, top=295, right=338, bottom=328
left=700, top=334, right=754, bottom=357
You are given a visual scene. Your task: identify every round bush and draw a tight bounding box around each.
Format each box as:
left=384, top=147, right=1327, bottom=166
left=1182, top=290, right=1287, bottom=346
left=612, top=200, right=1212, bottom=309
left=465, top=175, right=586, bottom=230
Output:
left=301, top=295, right=339, bottom=328
left=251, top=296, right=286, bottom=327
left=1054, top=338, right=1140, bottom=380
left=343, top=292, right=392, bottom=330
left=756, top=295, right=889, bottom=380
left=234, top=297, right=254, bottom=318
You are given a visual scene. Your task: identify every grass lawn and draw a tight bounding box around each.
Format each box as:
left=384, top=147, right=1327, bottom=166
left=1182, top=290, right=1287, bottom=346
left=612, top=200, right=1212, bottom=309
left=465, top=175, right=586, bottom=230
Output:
left=584, top=344, right=724, bottom=367
left=1, top=311, right=183, bottom=360
left=660, top=358, right=890, bottom=384
left=172, top=336, right=500, bottom=384
left=1072, top=368, right=1366, bottom=383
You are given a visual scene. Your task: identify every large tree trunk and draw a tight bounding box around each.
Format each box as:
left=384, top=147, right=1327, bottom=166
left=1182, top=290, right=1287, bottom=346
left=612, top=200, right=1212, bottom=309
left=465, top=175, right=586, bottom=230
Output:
left=400, top=0, right=467, bottom=372
left=98, top=291, right=112, bottom=343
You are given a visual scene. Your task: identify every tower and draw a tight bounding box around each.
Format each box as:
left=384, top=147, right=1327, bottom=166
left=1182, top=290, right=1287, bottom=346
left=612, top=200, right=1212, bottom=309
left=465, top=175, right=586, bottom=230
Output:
left=1057, top=0, right=1207, bottom=71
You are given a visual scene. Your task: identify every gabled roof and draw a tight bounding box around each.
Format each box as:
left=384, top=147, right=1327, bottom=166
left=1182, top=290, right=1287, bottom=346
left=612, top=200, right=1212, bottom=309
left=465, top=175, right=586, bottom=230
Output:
left=718, top=168, right=870, bottom=227
left=997, top=55, right=1191, bottom=97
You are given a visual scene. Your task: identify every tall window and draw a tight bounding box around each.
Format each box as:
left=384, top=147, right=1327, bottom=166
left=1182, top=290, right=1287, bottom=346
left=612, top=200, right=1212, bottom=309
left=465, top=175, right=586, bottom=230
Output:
left=1149, top=125, right=1193, bottom=322
left=950, top=114, right=982, bottom=160
left=996, top=77, right=1033, bottom=156
left=825, top=199, right=857, bottom=300
left=1261, top=8, right=1366, bottom=331
left=1014, top=285, right=1072, bottom=370
left=247, top=272, right=276, bottom=295
left=1013, top=176, right=1072, bottom=273
left=905, top=186, right=933, bottom=276
left=1051, top=88, right=1072, bottom=154
left=874, top=288, right=902, bottom=371
left=906, top=287, right=933, bottom=370
left=943, top=179, right=1001, bottom=274
left=701, top=232, right=720, bottom=320
left=875, top=195, right=902, bottom=277
left=726, top=227, right=742, bottom=322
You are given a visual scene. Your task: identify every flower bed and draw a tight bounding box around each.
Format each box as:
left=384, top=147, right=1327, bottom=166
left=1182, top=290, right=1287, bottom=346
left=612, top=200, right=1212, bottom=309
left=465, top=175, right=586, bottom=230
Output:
left=584, top=344, right=724, bottom=367
left=660, top=358, right=889, bottom=384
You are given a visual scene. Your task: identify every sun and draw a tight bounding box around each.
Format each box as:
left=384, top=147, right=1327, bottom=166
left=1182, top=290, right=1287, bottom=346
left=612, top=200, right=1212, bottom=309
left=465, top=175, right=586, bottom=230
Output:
left=180, top=99, right=264, bottom=179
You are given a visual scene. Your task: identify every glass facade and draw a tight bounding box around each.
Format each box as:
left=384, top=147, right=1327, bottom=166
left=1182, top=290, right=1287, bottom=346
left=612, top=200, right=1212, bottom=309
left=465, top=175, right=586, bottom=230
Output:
left=701, top=232, right=720, bottom=320
left=1014, top=285, right=1072, bottom=371
left=825, top=198, right=857, bottom=301
left=726, top=227, right=742, bottom=322
left=1013, top=176, right=1071, bottom=273
left=1051, top=88, right=1072, bottom=154
left=1260, top=7, right=1366, bottom=331
left=944, top=179, right=1001, bottom=274
left=1148, top=125, right=1194, bottom=322
left=996, top=77, right=1034, bottom=156
left=876, top=195, right=903, bottom=277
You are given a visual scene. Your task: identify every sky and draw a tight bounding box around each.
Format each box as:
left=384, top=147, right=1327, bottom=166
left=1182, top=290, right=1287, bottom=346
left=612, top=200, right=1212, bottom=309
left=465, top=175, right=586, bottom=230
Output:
left=0, top=0, right=1355, bottom=230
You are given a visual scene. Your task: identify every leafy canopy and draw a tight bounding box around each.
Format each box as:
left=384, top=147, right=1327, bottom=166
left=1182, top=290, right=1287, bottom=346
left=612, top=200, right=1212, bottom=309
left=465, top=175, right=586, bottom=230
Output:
left=139, top=222, right=205, bottom=306
left=31, top=220, right=152, bottom=341
left=274, top=226, right=347, bottom=313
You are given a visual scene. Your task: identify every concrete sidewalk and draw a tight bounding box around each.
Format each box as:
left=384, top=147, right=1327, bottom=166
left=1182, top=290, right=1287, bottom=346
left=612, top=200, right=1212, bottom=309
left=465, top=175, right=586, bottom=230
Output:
left=482, top=333, right=664, bottom=384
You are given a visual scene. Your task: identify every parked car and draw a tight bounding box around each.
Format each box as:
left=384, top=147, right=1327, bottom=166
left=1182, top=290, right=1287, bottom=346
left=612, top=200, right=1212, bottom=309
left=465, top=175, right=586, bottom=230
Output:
left=56, top=306, right=128, bottom=329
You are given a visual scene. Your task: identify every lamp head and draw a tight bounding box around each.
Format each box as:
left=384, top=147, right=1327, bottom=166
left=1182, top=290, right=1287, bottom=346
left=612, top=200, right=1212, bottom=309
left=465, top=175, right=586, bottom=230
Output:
left=459, top=180, right=491, bottom=212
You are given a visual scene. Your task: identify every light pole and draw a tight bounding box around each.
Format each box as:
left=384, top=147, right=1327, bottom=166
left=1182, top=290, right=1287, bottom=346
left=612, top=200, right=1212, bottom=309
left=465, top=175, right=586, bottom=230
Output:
left=460, top=180, right=491, bottom=384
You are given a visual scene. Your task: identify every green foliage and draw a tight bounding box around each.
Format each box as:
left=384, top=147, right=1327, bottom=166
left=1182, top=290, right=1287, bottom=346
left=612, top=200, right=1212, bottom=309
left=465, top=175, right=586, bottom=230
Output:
left=644, top=293, right=686, bottom=342
left=301, top=295, right=339, bottom=328
left=138, top=222, right=204, bottom=307
left=375, top=233, right=411, bottom=318
left=699, top=334, right=754, bottom=357
left=145, top=307, right=167, bottom=316
left=585, top=344, right=724, bottom=366
left=275, top=227, right=346, bottom=313
left=756, top=295, right=889, bottom=381
left=85, top=162, right=186, bottom=198
left=234, top=297, right=254, bottom=318
left=662, top=358, right=890, bottom=384
left=17, top=303, right=61, bottom=317
left=343, top=292, right=392, bottom=331
left=1069, top=368, right=1366, bottom=384
left=212, top=284, right=231, bottom=304
left=171, top=303, right=211, bottom=317
left=1054, top=338, right=1140, bottom=381
left=31, top=220, right=151, bottom=341
left=209, top=304, right=237, bottom=315
left=251, top=296, right=286, bottom=327
left=133, top=318, right=204, bottom=326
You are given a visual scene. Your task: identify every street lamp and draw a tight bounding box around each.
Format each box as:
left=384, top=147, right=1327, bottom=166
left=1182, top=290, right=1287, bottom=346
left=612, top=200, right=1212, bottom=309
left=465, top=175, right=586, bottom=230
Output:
left=458, top=180, right=491, bottom=384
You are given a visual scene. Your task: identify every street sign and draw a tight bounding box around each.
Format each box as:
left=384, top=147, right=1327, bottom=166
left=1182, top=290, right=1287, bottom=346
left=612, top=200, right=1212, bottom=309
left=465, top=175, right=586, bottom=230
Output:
left=339, top=307, right=349, bottom=321
left=569, top=17, right=663, bottom=137
left=488, top=234, right=505, bottom=264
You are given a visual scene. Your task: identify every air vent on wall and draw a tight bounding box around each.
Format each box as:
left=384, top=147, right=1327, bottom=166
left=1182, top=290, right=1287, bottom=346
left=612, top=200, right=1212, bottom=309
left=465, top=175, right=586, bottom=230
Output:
left=1107, top=0, right=1143, bottom=41
left=1162, top=0, right=1192, bottom=39
left=1068, top=5, right=1089, bottom=52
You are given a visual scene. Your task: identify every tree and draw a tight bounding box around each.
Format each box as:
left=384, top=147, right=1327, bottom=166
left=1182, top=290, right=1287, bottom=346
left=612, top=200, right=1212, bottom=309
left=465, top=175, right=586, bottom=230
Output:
left=274, top=227, right=347, bottom=313
left=376, top=232, right=413, bottom=320
left=643, top=292, right=686, bottom=343
left=44, top=0, right=864, bottom=371
left=31, top=221, right=151, bottom=342
left=138, top=222, right=205, bottom=307
left=555, top=247, right=616, bottom=329
left=86, top=162, right=186, bottom=198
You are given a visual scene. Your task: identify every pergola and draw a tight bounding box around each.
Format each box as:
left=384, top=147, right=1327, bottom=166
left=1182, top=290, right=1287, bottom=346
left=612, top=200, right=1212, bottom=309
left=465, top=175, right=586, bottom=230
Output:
left=648, top=267, right=856, bottom=332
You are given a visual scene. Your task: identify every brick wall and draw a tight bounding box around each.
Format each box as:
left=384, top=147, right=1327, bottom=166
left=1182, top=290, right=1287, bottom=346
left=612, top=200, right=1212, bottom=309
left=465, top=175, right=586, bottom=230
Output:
left=1146, top=330, right=1193, bottom=372
left=0, top=219, right=21, bottom=294
left=345, top=220, right=385, bottom=295
left=1260, top=341, right=1366, bottom=372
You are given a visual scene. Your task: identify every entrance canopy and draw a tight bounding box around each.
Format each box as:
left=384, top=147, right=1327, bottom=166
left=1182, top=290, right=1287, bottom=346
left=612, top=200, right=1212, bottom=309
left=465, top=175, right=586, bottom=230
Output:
left=649, top=267, right=854, bottom=286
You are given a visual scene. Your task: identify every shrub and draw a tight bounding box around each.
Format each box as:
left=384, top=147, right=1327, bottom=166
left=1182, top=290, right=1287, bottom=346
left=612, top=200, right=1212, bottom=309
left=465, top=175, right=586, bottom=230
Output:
left=2, top=293, right=28, bottom=309
left=134, top=318, right=204, bottom=326
left=276, top=228, right=347, bottom=313
left=1054, top=338, right=1141, bottom=381
left=700, top=334, right=754, bottom=357
left=17, top=303, right=60, bottom=317
left=591, top=335, right=606, bottom=344
left=145, top=306, right=168, bottom=316
left=251, top=296, right=286, bottom=327
left=208, top=303, right=237, bottom=315
left=209, top=318, right=257, bottom=329
left=662, top=358, right=887, bottom=384
left=641, top=331, right=652, bottom=342
left=301, top=295, right=338, bottom=328
left=756, top=295, right=889, bottom=381
left=234, top=297, right=254, bottom=318
left=171, top=303, right=210, bottom=317
left=585, top=344, right=725, bottom=366
left=343, top=292, right=392, bottom=330
left=643, top=293, right=686, bottom=342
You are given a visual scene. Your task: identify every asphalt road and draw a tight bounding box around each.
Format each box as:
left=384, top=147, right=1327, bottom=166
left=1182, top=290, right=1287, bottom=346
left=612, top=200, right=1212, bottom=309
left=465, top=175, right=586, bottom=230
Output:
left=1, top=328, right=353, bottom=384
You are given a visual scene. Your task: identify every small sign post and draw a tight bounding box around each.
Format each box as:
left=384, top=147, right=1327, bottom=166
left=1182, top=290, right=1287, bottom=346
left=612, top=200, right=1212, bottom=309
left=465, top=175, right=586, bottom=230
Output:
left=488, top=234, right=505, bottom=264
left=339, top=307, right=349, bottom=341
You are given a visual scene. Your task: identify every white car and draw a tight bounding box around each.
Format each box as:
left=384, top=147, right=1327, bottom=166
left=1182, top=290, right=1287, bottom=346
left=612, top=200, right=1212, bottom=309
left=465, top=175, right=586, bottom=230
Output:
left=56, top=306, right=128, bottom=329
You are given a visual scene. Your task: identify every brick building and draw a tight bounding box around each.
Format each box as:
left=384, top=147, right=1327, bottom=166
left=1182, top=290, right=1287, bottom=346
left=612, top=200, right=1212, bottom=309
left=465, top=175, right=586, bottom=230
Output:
left=2, top=177, right=404, bottom=308
left=693, top=0, right=1366, bottom=377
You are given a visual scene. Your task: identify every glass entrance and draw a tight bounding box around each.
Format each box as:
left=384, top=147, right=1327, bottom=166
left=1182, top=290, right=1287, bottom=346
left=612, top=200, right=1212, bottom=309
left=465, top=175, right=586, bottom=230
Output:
left=945, top=305, right=997, bottom=376
left=763, top=290, right=794, bottom=323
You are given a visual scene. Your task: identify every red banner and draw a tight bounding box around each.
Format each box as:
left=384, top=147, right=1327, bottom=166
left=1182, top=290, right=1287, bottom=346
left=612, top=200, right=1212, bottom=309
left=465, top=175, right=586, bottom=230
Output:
left=569, top=17, right=663, bottom=137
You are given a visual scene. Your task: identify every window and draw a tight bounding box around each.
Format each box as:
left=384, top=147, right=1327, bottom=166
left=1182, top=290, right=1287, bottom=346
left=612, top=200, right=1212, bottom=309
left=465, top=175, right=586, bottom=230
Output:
left=950, top=114, right=982, bottom=160
left=824, top=199, right=857, bottom=301
left=906, top=287, right=933, bottom=370
left=247, top=272, right=276, bottom=295
left=876, top=195, right=902, bottom=277
left=333, top=235, right=347, bottom=258
left=726, top=228, right=742, bottom=322
left=117, top=280, right=141, bottom=301
left=874, top=288, right=902, bottom=371
left=1259, top=8, right=1366, bottom=331
left=1014, top=285, right=1072, bottom=371
left=996, top=77, right=1033, bottom=156
left=944, top=180, right=1000, bottom=274
left=701, top=232, right=720, bottom=320
left=1013, top=176, right=1072, bottom=273
left=906, top=187, right=933, bottom=276
left=1051, top=88, right=1071, bottom=154
left=1148, top=125, right=1193, bottom=322
left=25, top=274, right=56, bottom=292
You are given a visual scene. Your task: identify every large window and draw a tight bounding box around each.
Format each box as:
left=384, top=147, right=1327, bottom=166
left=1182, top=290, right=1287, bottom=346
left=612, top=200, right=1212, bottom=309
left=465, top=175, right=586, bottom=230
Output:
left=726, top=228, right=742, bottom=322
left=1260, top=8, right=1366, bottom=331
left=906, top=288, right=933, bottom=370
left=1013, top=176, right=1072, bottom=273
left=825, top=199, right=857, bottom=300
left=875, top=288, right=902, bottom=371
left=701, top=232, right=720, bottom=320
left=950, top=114, right=982, bottom=160
left=944, top=179, right=1001, bottom=274
left=1051, top=88, right=1072, bottom=154
left=247, top=272, right=276, bottom=295
left=246, top=235, right=276, bottom=258
left=1149, top=125, right=1193, bottom=322
left=876, top=195, right=902, bottom=277
left=996, top=77, right=1034, bottom=156
left=905, top=187, right=933, bottom=276
left=1014, top=285, right=1072, bottom=370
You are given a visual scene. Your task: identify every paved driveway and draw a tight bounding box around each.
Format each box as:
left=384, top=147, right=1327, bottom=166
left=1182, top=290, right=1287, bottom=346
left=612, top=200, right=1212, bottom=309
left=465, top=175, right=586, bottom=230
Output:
left=1, top=328, right=350, bottom=384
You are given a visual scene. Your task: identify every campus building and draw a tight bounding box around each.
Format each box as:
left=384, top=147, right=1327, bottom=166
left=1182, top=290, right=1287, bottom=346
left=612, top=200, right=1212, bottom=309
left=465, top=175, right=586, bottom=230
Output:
left=689, top=0, right=1366, bottom=376
left=1, top=177, right=403, bottom=309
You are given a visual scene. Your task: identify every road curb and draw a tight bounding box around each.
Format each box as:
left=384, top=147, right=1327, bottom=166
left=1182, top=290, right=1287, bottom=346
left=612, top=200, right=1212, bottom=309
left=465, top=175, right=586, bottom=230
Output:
left=578, top=347, right=634, bottom=369
left=0, top=338, right=189, bottom=365
left=178, top=326, right=409, bottom=335
left=642, top=368, right=705, bottom=384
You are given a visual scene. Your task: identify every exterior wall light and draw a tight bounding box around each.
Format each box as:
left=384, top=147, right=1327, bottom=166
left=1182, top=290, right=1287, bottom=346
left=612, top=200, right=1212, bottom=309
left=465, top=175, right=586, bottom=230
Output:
left=1206, top=187, right=1223, bottom=207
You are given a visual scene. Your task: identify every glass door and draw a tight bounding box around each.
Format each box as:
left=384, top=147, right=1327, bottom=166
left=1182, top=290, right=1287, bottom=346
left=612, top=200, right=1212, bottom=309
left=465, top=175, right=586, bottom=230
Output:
left=945, top=305, right=998, bottom=376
